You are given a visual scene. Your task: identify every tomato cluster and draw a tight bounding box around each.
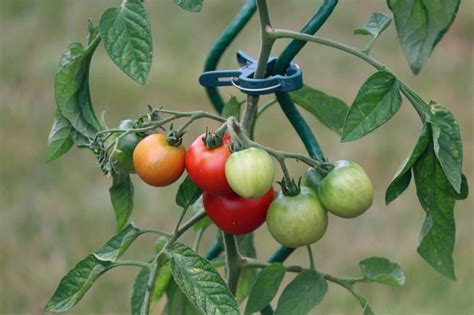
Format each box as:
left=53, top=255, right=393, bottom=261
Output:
left=110, top=125, right=374, bottom=246
left=186, top=134, right=275, bottom=235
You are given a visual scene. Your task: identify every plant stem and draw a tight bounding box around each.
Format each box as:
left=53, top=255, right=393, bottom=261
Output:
left=139, top=229, right=172, bottom=238
left=227, top=117, right=324, bottom=169
left=306, top=245, right=315, bottom=269
left=193, top=227, right=207, bottom=252
left=269, top=28, right=432, bottom=118
left=174, top=207, right=189, bottom=234
left=241, top=0, right=275, bottom=133
left=110, top=260, right=151, bottom=269
left=170, top=210, right=207, bottom=244
left=142, top=252, right=165, bottom=314
left=257, top=98, right=277, bottom=117
left=269, top=29, right=386, bottom=71
left=223, top=232, right=241, bottom=295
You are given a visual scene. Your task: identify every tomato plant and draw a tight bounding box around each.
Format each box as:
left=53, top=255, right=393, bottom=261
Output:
left=185, top=133, right=233, bottom=195
left=45, top=0, right=468, bottom=314
left=203, top=188, right=274, bottom=235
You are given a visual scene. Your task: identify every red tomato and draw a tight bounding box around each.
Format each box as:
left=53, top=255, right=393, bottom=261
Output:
left=203, top=187, right=275, bottom=235
left=185, top=134, right=233, bottom=195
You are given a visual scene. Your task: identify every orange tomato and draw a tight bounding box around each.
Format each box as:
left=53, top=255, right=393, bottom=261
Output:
left=133, top=133, right=186, bottom=187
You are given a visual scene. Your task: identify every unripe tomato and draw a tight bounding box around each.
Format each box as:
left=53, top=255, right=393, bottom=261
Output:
left=185, top=134, right=233, bottom=195
left=133, top=133, right=185, bottom=187
left=266, top=187, right=328, bottom=248
left=225, top=148, right=274, bottom=198
left=203, top=187, right=275, bottom=235
left=318, top=160, right=373, bottom=218
left=302, top=167, right=325, bottom=192
left=107, top=120, right=141, bottom=173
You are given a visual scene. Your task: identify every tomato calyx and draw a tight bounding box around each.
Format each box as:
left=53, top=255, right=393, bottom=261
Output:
left=278, top=177, right=301, bottom=196
left=202, top=129, right=225, bottom=149
left=166, top=126, right=184, bottom=147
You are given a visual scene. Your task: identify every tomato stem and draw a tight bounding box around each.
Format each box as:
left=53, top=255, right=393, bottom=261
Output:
left=241, top=0, right=275, bottom=133
left=306, top=245, right=315, bottom=269
left=227, top=117, right=328, bottom=170
left=222, top=232, right=241, bottom=295
left=268, top=28, right=431, bottom=119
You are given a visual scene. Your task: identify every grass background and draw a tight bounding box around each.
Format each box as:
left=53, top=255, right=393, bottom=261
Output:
left=0, top=0, right=473, bottom=314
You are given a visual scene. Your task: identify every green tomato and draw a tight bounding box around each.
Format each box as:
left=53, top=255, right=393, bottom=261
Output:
left=302, top=167, right=325, bottom=192
left=266, top=187, right=328, bottom=248
left=318, top=160, right=373, bottom=218
left=225, top=147, right=274, bottom=198
left=107, top=120, right=141, bottom=173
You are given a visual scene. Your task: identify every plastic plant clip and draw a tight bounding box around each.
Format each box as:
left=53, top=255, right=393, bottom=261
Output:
left=199, top=50, right=303, bottom=96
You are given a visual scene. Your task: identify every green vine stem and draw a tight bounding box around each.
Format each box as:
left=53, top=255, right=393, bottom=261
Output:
left=240, top=0, right=275, bottom=133
left=306, top=245, right=315, bottom=269
left=203, top=0, right=257, bottom=113
left=223, top=232, right=242, bottom=295
left=268, top=28, right=432, bottom=119
left=227, top=117, right=325, bottom=169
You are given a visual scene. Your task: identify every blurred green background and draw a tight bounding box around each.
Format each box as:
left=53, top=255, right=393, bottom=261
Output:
left=1, top=0, right=473, bottom=314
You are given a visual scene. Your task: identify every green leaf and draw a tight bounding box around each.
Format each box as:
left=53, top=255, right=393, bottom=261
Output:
left=354, top=12, right=392, bottom=38
left=167, top=242, right=239, bottom=315
left=71, top=130, right=91, bottom=148
left=245, top=263, right=286, bottom=314
left=131, top=267, right=150, bottom=315
left=152, top=261, right=173, bottom=302
left=47, top=110, right=74, bottom=161
left=236, top=234, right=257, bottom=303
left=191, top=196, right=213, bottom=231
left=385, top=124, right=430, bottom=204
left=55, top=35, right=101, bottom=138
left=222, top=96, right=244, bottom=119
left=342, top=70, right=402, bottom=142
left=99, top=1, right=153, bottom=85
left=429, top=104, right=463, bottom=193
left=44, top=255, right=112, bottom=312
left=173, top=0, right=204, bottom=12
left=413, top=140, right=457, bottom=280
left=109, top=171, right=134, bottom=232
left=176, top=176, right=202, bottom=209
left=274, top=269, right=327, bottom=315
left=387, top=0, right=460, bottom=74
left=450, top=174, right=468, bottom=200
left=164, top=280, right=201, bottom=315
left=359, top=257, right=405, bottom=286
left=290, top=85, right=349, bottom=135
left=94, top=223, right=141, bottom=261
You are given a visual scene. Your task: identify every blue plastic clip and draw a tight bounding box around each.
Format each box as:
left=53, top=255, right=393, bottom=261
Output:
left=199, top=51, right=303, bottom=96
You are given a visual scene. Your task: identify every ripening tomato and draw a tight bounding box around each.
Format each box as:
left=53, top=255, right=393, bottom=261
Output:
left=107, top=119, right=142, bottom=173
left=318, top=160, right=373, bottom=218
left=203, top=187, right=275, bottom=235
left=133, top=133, right=186, bottom=187
left=266, top=187, right=328, bottom=248
left=225, top=147, right=274, bottom=198
left=185, top=134, right=233, bottom=195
